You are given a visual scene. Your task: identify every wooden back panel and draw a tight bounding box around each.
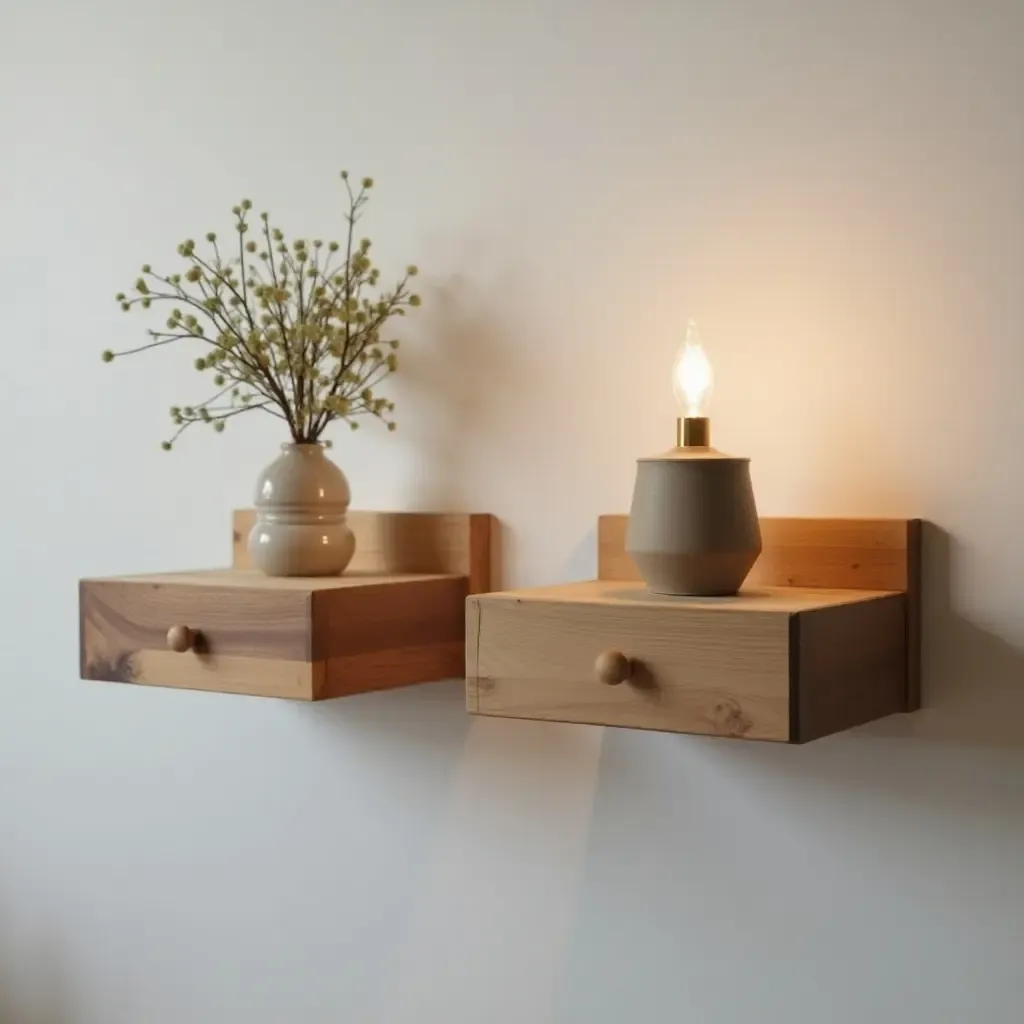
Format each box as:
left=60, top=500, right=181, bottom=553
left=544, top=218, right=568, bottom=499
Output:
left=599, top=515, right=922, bottom=711
left=598, top=516, right=919, bottom=591
left=233, top=510, right=494, bottom=595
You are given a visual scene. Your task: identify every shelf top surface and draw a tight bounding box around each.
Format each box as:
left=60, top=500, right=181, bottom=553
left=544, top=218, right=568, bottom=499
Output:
left=475, top=579, right=899, bottom=613
left=84, top=568, right=463, bottom=591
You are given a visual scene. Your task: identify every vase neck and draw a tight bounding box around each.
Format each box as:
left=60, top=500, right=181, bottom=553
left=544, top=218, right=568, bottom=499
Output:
left=281, top=442, right=326, bottom=453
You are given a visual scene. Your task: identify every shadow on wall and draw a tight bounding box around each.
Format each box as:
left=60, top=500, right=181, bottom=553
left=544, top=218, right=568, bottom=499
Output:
left=293, top=677, right=472, bottom=748
left=0, top=927, right=76, bottom=1024
left=397, top=272, right=538, bottom=589
left=863, top=521, right=1024, bottom=748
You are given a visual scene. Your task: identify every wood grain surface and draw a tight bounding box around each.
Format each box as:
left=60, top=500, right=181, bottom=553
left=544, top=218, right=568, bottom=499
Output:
left=82, top=508, right=493, bottom=700
left=468, top=585, right=793, bottom=741
left=467, top=579, right=912, bottom=743
left=233, top=510, right=494, bottom=594
left=81, top=572, right=469, bottom=700
left=795, top=592, right=907, bottom=741
left=80, top=578, right=315, bottom=698
left=598, top=515, right=919, bottom=591
left=478, top=580, right=894, bottom=612
left=598, top=514, right=922, bottom=713
left=312, top=575, right=468, bottom=699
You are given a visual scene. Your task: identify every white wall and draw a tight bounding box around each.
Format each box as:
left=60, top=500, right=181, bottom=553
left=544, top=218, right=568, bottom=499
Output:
left=2, top=0, right=1023, bottom=1021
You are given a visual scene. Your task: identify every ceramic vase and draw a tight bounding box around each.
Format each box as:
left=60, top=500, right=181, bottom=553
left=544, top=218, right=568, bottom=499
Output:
left=247, top=443, right=355, bottom=577
left=626, top=448, right=761, bottom=596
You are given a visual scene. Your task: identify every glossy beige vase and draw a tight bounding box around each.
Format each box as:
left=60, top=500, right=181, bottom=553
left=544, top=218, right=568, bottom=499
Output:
left=626, top=447, right=761, bottom=596
left=247, top=443, right=355, bottom=577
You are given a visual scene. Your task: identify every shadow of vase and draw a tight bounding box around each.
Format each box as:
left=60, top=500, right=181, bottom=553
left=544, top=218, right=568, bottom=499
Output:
left=394, top=271, right=539, bottom=592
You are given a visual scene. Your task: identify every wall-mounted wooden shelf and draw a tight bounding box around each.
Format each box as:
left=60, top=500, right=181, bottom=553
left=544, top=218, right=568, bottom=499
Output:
left=467, top=517, right=921, bottom=743
left=81, top=511, right=493, bottom=700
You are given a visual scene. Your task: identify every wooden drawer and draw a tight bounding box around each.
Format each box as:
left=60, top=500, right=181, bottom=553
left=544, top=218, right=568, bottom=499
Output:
left=467, top=581, right=908, bottom=743
left=81, top=511, right=494, bottom=701
left=82, top=571, right=468, bottom=700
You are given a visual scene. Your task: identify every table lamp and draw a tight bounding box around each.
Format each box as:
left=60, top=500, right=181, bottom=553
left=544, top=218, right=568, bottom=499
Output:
left=625, top=320, right=761, bottom=596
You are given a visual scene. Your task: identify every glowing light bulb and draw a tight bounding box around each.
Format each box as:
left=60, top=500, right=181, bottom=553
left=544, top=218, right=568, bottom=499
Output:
left=672, top=320, right=714, bottom=418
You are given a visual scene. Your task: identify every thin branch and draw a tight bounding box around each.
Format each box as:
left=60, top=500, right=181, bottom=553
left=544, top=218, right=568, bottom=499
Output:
left=111, top=333, right=194, bottom=357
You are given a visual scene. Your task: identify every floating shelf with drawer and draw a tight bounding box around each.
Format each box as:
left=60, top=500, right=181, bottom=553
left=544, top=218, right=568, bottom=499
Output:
left=466, top=517, right=921, bottom=743
left=81, top=511, right=493, bottom=700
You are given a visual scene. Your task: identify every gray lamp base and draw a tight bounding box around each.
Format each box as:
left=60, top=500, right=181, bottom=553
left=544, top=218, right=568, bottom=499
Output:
left=626, top=447, right=761, bottom=597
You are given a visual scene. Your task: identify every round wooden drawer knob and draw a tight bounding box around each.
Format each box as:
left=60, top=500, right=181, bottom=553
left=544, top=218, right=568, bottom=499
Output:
left=166, top=625, right=194, bottom=653
left=595, top=649, right=632, bottom=686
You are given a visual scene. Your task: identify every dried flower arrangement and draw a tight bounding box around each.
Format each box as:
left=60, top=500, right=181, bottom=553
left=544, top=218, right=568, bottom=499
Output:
left=104, top=172, right=421, bottom=449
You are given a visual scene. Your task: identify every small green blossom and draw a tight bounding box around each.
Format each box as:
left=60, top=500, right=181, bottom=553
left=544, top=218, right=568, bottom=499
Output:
left=406, top=265, right=418, bottom=276
left=115, top=292, right=126, bottom=302
left=161, top=441, right=172, bottom=451
left=194, top=357, right=206, bottom=371
left=362, top=177, right=373, bottom=188
left=206, top=232, right=216, bottom=242
left=141, top=264, right=151, bottom=274
left=408, top=294, right=421, bottom=307
left=102, top=350, right=115, bottom=362
left=213, top=419, right=225, bottom=432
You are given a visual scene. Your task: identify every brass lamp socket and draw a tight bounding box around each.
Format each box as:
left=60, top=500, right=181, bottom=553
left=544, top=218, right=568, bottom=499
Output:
left=677, top=416, right=710, bottom=448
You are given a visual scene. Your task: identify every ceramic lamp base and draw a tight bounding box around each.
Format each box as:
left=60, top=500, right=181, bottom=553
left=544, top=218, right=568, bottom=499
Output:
left=625, top=447, right=761, bottom=597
